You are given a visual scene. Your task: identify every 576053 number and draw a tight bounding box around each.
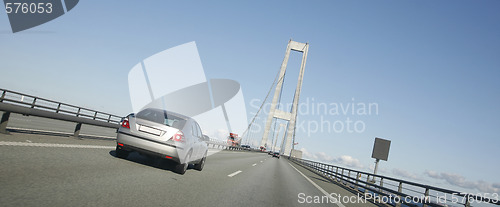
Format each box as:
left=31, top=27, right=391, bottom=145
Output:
left=5, top=3, right=53, bottom=14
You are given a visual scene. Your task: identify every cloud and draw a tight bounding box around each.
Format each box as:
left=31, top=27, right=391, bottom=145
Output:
left=300, top=147, right=318, bottom=160
left=211, top=129, right=229, bottom=140
left=316, top=152, right=333, bottom=162
left=300, top=148, right=363, bottom=169
left=424, top=170, right=500, bottom=193
left=333, top=155, right=364, bottom=169
left=392, top=168, right=419, bottom=180
left=425, top=170, right=441, bottom=179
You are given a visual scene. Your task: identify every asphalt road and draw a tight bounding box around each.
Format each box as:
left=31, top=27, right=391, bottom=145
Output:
left=0, top=133, right=376, bottom=207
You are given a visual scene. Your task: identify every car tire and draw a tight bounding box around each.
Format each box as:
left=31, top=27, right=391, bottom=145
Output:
left=116, top=146, right=129, bottom=159
left=194, top=151, right=207, bottom=171
left=175, top=162, right=187, bottom=175
left=175, top=152, right=191, bottom=175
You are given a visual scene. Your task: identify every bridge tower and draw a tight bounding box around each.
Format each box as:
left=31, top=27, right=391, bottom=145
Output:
left=260, top=40, right=309, bottom=156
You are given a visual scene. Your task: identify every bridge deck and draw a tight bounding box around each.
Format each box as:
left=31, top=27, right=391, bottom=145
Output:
left=0, top=133, right=376, bottom=207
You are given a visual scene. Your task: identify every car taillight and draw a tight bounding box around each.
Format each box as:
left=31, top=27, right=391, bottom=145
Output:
left=171, top=131, right=184, bottom=142
left=121, top=117, right=130, bottom=129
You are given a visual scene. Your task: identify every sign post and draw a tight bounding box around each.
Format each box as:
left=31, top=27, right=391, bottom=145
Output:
left=370, top=137, right=391, bottom=181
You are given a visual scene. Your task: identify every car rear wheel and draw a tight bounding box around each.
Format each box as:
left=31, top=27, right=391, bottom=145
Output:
left=175, top=153, right=191, bottom=175
left=116, top=146, right=129, bottom=159
left=194, top=151, right=207, bottom=171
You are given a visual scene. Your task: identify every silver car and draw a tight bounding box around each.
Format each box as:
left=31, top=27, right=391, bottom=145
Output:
left=116, top=108, right=208, bottom=174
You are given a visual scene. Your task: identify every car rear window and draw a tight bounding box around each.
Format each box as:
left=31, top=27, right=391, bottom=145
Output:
left=136, top=108, right=187, bottom=129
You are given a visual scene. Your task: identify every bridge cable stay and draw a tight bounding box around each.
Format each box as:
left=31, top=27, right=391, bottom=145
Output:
left=270, top=67, right=286, bottom=150
left=290, top=90, right=298, bottom=151
left=240, top=64, right=288, bottom=146
left=278, top=91, right=295, bottom=153
left=241, top=69, right=282, bottom=144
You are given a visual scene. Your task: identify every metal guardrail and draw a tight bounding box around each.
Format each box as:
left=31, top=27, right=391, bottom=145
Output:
left=0, top=89, right=262, bottom=152
left=205, top=142, right=247, bottom=151
left=0, top=88, right=252, bottom=151
left=288, top=156, right=499, bottom=207
left=0, top=88, right=121, bottom=136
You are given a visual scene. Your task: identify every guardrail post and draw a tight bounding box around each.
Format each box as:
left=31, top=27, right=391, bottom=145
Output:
left=348, top=171, right=351, bottom=186
left=335, top=167, right=339, bottom=182
left=0, top=112, right=11, bottom=134
left=356, top=172, right=360, bottom=186
left=379, top=177, right=384, bottom=192
left=395, top=182, right=402, bottom=207
left=464, top=194, right=471, bottom=207
left=0, top=90, right=6, bottom=102
left=341, top=168, right=344, bottom=183
left=329, top=166, right=333, bottom=180
left=31, top=98, right=37, bottom=108
left=423, top=188, right=429, bottom=207
left=366, top=174, right=371, bottom=188
left=56, top=103, right=61, bottom=113
left=93, top=111, right=97, bottom=120
left=76, top=108, right=81, bottom=117
left=72, top=123, right=82, bottom=138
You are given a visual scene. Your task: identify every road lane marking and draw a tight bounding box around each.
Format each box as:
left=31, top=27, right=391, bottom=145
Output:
left=0, top=141, right=114, bottom=149
left=260, top=161, right=263, bottom=163
left=227, top=170, right=242, bottom=177
left=252, top=163, right=257, bottom=166
left=1, top=142, right=223, bottom=156
left=289, top=163, right=346, bottom=207
left=207, top=149, right=222, bottom=157
left=6, top=127, right=116, bottom=139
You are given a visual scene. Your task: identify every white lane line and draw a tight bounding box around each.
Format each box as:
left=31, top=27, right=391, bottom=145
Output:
left=252, top=163, right=257, bottom=166
left=227, top=170, right=242, bottom=177
left=260, top=160, right=263, bottom=163
left=6, top=127, right=116, bottom=139
left=207, top=149, right=222, bottom=157
left=289, top=163, right=346, bottom=207
left=0, top=141, right=115, bottom=149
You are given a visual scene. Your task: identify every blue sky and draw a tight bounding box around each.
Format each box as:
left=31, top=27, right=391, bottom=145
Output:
left=1, top=0, right=499, bottom=195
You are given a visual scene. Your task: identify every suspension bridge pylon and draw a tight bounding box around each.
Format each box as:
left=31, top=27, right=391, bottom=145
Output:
left=260, top=39, right=309, bottom=156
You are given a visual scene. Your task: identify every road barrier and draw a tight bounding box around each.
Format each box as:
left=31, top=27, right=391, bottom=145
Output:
left=0, top=88, right=246, bottom=151
left=0, top=88, right=121, bottom=136
left=288, top=156, right=499, bottom=207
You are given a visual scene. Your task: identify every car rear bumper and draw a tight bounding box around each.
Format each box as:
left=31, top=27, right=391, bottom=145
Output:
left=117, top=131, right=183, bottom=163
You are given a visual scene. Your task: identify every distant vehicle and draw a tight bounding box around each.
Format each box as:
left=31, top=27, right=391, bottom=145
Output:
left=116, top=108, right=208, bottom=174
left=268, top=151, right=273, bottom=155
left=272, top=152, right=280, bottom=159
left=241, top=145, right=250, bottom=149
left=227, top=133, right=240, bottom=147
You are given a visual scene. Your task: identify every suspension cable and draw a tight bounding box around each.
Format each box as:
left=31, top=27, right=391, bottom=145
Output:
left=241, top=65, right=287, bottom=141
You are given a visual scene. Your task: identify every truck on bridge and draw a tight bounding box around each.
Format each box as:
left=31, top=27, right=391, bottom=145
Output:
left=227, top=133, right=240, bottom=148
